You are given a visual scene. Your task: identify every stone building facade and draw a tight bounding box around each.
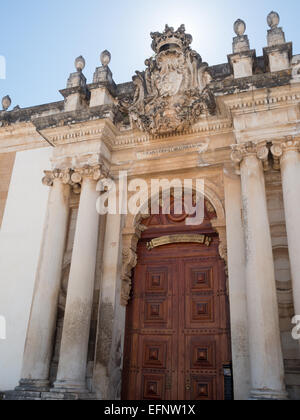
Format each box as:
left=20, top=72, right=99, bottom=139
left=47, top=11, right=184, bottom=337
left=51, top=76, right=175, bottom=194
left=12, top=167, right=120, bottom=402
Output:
left=0, top=11, right=300, bottom=400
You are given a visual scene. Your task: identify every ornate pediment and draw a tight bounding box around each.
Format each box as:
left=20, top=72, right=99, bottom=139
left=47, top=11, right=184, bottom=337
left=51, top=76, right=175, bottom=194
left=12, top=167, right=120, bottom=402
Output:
left=124, top=25, right=216, bottom=135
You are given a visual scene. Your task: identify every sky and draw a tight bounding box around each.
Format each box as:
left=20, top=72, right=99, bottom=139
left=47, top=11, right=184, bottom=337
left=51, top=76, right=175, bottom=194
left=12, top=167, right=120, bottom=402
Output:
left=0, top=0, right=299, bottom=109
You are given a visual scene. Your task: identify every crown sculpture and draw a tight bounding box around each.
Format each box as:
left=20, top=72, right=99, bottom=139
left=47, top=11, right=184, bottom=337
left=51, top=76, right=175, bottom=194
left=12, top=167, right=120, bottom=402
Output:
left=125, top=25, right=216, bottom=135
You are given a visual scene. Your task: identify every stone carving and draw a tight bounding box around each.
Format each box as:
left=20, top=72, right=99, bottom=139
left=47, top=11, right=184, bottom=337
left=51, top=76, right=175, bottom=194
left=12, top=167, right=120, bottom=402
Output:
left=121, top=214, right=149, bottom=306
left=75, top=56, right=86, bottom=72
left=42, top=164, right=108, bottom=196
left=124, top=24, right=216, bottom=135
left=71, top=164, right=105, bottom=184
left=271, top=137, right=300, bottom=169
left=42, top=168, right=72, bottom=187
left=291, top=55, right=300, bottom=83
left=100, top=50, right=111, bottom=67
left=270, top=143, right=284, bottom=170
left=231, top=141, right=270, bottom=172
left=267, top=11, right=280, bottom=29
left=121, top=247, right=138, bottom=306
left=2, top=95, right=11, bottom=111
left=234, top=19, right=246, bottom=37
left=232, top=19, right=250, bottom=53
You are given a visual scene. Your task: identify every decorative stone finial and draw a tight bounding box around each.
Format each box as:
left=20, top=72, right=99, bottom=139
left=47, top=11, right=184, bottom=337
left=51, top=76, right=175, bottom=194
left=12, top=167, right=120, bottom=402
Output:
left=267, top=11, right=280, bottom=29
left=234, top=19, right=246, bottom=36
left=100, top=50, right=111, bottom=67
left=2, top=95, right=11, bottom=111
left=75, top=56, right=86, bottom=72
left=265, top=10, right=287, bottom=49
left=232, top=19, right=250, bottom=54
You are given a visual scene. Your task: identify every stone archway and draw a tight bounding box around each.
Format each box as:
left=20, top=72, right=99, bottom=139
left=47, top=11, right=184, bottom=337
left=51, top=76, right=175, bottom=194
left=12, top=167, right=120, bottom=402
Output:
left=121, top=184, right=227, bottom=306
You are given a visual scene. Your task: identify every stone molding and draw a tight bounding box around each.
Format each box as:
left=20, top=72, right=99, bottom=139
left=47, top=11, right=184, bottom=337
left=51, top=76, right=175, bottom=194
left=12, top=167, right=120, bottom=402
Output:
left=220, top=89, right=300, bottom=115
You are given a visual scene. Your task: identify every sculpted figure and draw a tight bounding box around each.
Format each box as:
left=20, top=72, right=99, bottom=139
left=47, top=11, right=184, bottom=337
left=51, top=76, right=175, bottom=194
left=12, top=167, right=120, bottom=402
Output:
left=132, top=72, right=145, bottom=108
left=144, top=58, right=158, bottom=97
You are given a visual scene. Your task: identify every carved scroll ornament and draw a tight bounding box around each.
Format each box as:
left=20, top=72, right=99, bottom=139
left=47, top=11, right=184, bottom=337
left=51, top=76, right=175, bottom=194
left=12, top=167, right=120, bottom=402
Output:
left=121, top=25, right=216, bottom=135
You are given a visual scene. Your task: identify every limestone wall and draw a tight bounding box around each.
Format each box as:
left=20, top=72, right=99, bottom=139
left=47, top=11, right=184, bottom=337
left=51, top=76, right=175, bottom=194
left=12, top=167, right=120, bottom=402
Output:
left=0, top=152, right=16, bottom=228
left=0, top=147, right=51, bottom=391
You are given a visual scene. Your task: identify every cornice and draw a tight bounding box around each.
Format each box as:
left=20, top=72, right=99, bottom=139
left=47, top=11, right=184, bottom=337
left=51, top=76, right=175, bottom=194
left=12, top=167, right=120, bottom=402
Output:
left=39, top=118, right=119, bottom=150
left=0, top=122, right=49, bottom=153
left=114, top=118, right=233, bottom=150
left=218, top=83, right=300, bottom=115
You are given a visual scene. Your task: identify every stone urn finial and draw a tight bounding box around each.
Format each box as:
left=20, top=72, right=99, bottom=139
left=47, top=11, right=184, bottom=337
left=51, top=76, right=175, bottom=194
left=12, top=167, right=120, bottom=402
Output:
left=267, top=11, right=280, bottom=29
left=75, top=56, right=86, bottom=72
left=234, top=19, right=246, bottom=37
left=100, top=50, right=111, bottom=67
left=2, top=95, right=11, bottom=111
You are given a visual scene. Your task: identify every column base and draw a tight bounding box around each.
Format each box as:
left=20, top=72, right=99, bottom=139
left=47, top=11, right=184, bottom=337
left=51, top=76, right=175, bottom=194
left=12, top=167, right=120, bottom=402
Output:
left=52, top=379, right=88, bottom=394
left=250, top=389, right=288, bottom=400
left=16, top=378, right=50, bottom=392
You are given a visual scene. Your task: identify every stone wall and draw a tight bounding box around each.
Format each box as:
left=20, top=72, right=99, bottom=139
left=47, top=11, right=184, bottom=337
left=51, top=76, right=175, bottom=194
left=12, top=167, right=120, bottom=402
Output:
left=0, top=152, right=16, bottom=227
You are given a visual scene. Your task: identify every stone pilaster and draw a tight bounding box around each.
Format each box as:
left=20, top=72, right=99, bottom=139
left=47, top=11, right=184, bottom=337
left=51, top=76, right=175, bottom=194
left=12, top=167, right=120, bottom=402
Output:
left=231, top=141, right=287, bottom=400
left=17, top=169, right=71, bottom=392
left=53, top=165, right=104, bottom=394
left=271, top=138, right=300, bottom=349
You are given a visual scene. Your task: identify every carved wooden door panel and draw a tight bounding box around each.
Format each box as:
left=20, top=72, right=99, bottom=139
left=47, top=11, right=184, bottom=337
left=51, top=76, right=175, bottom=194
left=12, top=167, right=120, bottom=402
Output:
left=122, top=259, right=178, bottom=400
left=178, top=256, right=230, bottom=400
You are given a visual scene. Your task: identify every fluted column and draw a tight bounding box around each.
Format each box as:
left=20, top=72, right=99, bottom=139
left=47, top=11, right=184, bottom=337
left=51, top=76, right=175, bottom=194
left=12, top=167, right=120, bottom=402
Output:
left=271, top=138, right=300, bottom=347
left=18, top=169, right=71, bottom=391
left=54, top=165, right=102, bottom=393
left=231, top=142, right=287, bottom=400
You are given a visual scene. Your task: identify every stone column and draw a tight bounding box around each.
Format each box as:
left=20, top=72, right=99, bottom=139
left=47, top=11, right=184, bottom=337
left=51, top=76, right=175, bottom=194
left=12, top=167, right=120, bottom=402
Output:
left=95, top=212, right=125, bottom=399
left=272, top=139, right=300, bottom=345
left=53, top=165, right=102, bottom=393
left=231, top=142, right=287, bottom=400
left=18, top=169, right=71, bottom=391
left=224, top=171, right=251, bottom=400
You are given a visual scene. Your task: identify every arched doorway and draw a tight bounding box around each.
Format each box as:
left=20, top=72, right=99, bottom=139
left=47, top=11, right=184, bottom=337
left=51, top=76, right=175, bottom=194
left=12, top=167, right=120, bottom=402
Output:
left=122, top=198, right=232, bottom=400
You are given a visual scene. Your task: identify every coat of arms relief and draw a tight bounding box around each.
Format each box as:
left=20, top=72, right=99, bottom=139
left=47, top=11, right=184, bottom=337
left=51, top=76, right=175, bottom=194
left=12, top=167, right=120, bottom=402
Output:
left=123, top=25, right=216, bottom=135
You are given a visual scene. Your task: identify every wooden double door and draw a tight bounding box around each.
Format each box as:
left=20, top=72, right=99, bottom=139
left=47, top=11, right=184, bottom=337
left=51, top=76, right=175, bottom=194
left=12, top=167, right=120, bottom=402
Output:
left=122, top=237, right=232, bottom=400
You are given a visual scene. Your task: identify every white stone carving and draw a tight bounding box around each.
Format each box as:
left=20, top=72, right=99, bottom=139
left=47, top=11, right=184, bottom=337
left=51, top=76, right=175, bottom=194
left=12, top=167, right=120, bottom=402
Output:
left=75, top=56, right=86, bottom=72
left=100, top=50, right=111, bottom=67
left=2, top=95, right=11, bottom=111
left=267, top=11, right=280, bottom=29
left=123, top=25, right=216, bottom=135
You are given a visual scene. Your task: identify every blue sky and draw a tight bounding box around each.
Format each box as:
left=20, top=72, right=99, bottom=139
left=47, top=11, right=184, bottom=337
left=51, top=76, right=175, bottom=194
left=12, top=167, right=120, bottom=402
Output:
left=0, top=0, right=299, bottom=109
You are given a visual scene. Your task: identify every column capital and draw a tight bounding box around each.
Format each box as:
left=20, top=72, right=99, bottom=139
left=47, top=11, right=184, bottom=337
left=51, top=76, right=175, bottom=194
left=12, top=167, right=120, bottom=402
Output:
left=42, top=168, right=72, bottom=187
left=231, top=141, right=269, bottom=171
left=70, top=164, right=109, bottom=185
left=271, top=137, right=300, bottom=169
